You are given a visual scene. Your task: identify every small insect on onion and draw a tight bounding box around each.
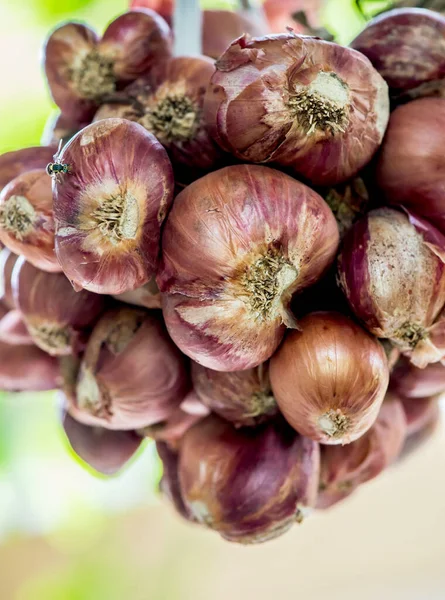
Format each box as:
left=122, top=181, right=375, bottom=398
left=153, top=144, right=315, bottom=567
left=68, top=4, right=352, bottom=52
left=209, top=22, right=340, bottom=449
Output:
left=179, top=415, right=320, bottom=544
left=12, top=257, right=105, bottom=356
left=204, top=32, right=389, bottom=186
left=338, top=208, right=445, bottom=367
left=53, top=118, right=174, bottom=295
left=0, top=169, right=61, bottom=273
left=157, top=164, right=339, bottom=372
left=192, top=362, right=278, bottom=427
left=70, top=306, right=189, bottom=430
left=270, top=312, right=390, bottom=445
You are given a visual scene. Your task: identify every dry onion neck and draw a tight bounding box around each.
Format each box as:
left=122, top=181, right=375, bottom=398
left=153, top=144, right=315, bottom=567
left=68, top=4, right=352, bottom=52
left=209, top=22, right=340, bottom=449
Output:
left=91, top=192, right=139, bottom=245
left=395, top=322, right=427, bottom=348
left=77, top=367, right=112, bottom=417
left=318, top=409, right=350, bottom=440
left=107, top=316, right=144, bottom=354
left=288, top=71, right=350, bottom=136
left=239, top=249, right=297, bottom=322
left=0, top=195, right=36, bottom=240
left=28, top=322, right=71, bottom=354
left=70, top=49, right=116, bottom=100
left=143, top=94, right=199, bottom=143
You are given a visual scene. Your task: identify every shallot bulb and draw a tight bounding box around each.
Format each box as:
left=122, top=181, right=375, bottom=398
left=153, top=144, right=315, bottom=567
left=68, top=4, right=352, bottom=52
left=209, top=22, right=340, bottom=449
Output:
left=61, top=409, right=142, bottom=475
left=95, top=56, right=225, bottom=174
left=399, top=400, right=440, bottom=461
left=338, top=208, right=445, bottom=367
left=0, top=169, right=60, bottom=272
left=157, top=165, right=339, bottom=371
left=0, top=341, right=59, bottom=391
left=377, top=98, right=445, bottom=233
left=318, top=394, right=407, bottom=509
left=192, top=362, right=278, bottom=427
left=390, top=356, right=445, bottom=398
left=179, top=415, right=320, bottom=544
left=112, top=277, right=161, bottom=309
left=0, top=247, right=18, bottom=309
left=0, top=146, right=55, bottom=193
left=142, top=407, right=204, bottom=449
left=44, top=10, right=173, bottom=120
left=157, top=441, right=195, bottom=522
left=400, top=395, right=440, bottom=437
left=53, top=118, right=174, bottom=294
left=350, top=8, right=445, bottom=96
left=270, top=312, right=389, bottom=445
left=0, top=310, right=33, bottom=345
left=70, top=307, right=189, bottom=430
left=204, top=33, right=389, bottom=186
left=12, top=258, right=105, bottom=356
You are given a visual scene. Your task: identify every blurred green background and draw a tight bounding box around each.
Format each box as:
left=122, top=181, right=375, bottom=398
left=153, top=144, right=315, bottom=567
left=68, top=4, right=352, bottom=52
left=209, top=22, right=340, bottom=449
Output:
left=3, top=2, right=445, bottom=600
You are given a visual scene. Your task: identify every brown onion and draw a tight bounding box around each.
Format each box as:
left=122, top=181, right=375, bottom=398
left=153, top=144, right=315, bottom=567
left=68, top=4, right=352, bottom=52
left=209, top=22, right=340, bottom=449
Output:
left=0, top=169, right=60, bottom=272
left=95, top=56, right=225, bottom=174
left=318, top=394, right=407, bottom=508
left=192, top=362, right=278, bottom=427
left=377, top=98, right=445, bottom=232
left=204, top=33, right=389, bottom=186
left=179, top=415, right=320, bottom=544
left=44, top=10, right=173, bottom=120
left=350, top=8, right=445, bottom=96
left=70, top=306, right=188, bottom=430
left=13, top=258, right=105, bottom=356
left=0, top=146, right=55, bottom=194
left=0, top=342, right=59, bottom=391
left=112, top=277, right=161, bottom=309
left=338, top=208, right=445, bottom=367
left=400, top=394, right=441, bottom=437
left=157, top=165, right=339, bottom=371
left=0, top=247, right=18, bottom=309
left=390, top=356, right=445, bottom=398
left=270, top=312, right=389, bottom=445
left=157, top=441, right=195, bottom=522
left=62, top=408, right=142, bottom=475
left=53, top=118, right=174, bottom=294
left=0, top=310, right=33, bottom=345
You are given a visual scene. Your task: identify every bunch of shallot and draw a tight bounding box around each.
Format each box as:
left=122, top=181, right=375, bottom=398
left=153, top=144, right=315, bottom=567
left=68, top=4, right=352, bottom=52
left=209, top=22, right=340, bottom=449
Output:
left=0, top=0, right=443, bottom=545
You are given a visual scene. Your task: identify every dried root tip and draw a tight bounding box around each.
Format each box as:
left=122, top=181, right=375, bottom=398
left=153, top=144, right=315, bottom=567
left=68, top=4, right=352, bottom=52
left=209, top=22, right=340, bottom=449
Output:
left=77, top=367, right=111, bottom=418
left=288, top=71, right=350, bottom=136
left=28, top=322, right=71, bottom=355
left=395, top=322, right=427, bottom=349
left=70, top=49, right=116, bottom=101
left=91, top=192, right=139, bottom=245
left=142, top=94, right=199, bottom=143
left=318, top=409, right=350, bottom=439
left=0, top=195, right=36, bottom=240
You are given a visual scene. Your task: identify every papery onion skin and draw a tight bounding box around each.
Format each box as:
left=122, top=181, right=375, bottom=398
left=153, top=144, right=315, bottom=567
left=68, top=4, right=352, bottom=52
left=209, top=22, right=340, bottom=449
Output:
left=400, top=394, right=440, bottom=437
left=71, top=306, right=189, bottom=430
left=95, top=56, right=225, bottom=174
left=376, top=98, right=445, bottom=233
left=0, top=147, right=55, bottom=194
left=13, top=258, right=105, bottom=357
left=350, top=8, right=445, bottom=95
left=0, top=247, right=18, bottom=309
left=179, top=415, right=320, bottom=544
left=158, top=164, right=339, bottom=372
left=157, top=441, right=196, bottom=522
left=204, top=33, right=389, bottom=186
left=141, top=406, right=204, bottom=449
left=53, top=118, right=174, bottom=295
left=390, top=356, right=445, bottom=398
left=0, top=169, right=61, bottom=273
left=338, top=208, right=445, bottom=366
left=0, top=341, right=60, bottom=391
left=112, top=277, right=161, bottom=309
left=0, top=310, right=33, bottom=345
left=317, top=394, right=407, bottom=509
left=43, top=11, right=173, bottom=120
left=192, top=362, right=278, bottom=427
left=270, top=312, right=389, bottom=445
left=62, top=408, right=142, bottom=475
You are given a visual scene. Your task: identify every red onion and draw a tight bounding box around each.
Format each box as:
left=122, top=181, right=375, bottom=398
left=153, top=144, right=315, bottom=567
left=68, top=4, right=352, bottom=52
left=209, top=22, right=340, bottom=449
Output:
left=400, top=402, right=440, bottom=461
left=338, top=208, right=445, bottom=367
left=0, top=247, right=18, bottom=309
left=70, top=306, right=189, bottom=430
left=270, top=312, right=390, bottom=445
left=112, top=278, right=161, bottom=309
left=318, top=393, right=407, bottom=509
left=53, top=118, right=174, bottom=295
left=192, top=362, right=278, bottom=427
left=0, top=342, right=59, bottom=391
left=44, top=10, right=173, bottom=120
left=377, top=98, right=445, bottom=233
left=13, top=258, right=105, bottom=356
left=179, top=415, right=320, bottom=544
left=157, top=441, right=195, bottom=522
left=158, top=164, right=339, bottom=372
left=0, top=310, right=33, bottom=345
left=390, top=356, right=445, bottom=398
left=142, top=406, right=204, bottom=449
left=400, top=394, right=440, bottom=437
left=0, top=169, right=60, bottom=273
left=204, top=33, right=389, bottom=186
left=0, top=146, right=55, bottom=194
left=62, top=409, right=142, bottom=475
left=350, top=8, right=445, bottom=95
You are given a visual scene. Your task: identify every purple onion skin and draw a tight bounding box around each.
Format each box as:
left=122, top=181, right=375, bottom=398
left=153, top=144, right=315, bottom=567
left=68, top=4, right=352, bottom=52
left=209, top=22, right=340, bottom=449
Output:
left=0, top=147, right=55, bottom=193
left=156, top=442, right=195, bottom=522
left=351, top=8, right=445, bottom=94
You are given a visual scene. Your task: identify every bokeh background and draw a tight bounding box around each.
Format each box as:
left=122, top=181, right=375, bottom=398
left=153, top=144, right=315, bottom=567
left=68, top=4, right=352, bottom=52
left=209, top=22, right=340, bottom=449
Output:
left=1, top=1, right=445, bottom=598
